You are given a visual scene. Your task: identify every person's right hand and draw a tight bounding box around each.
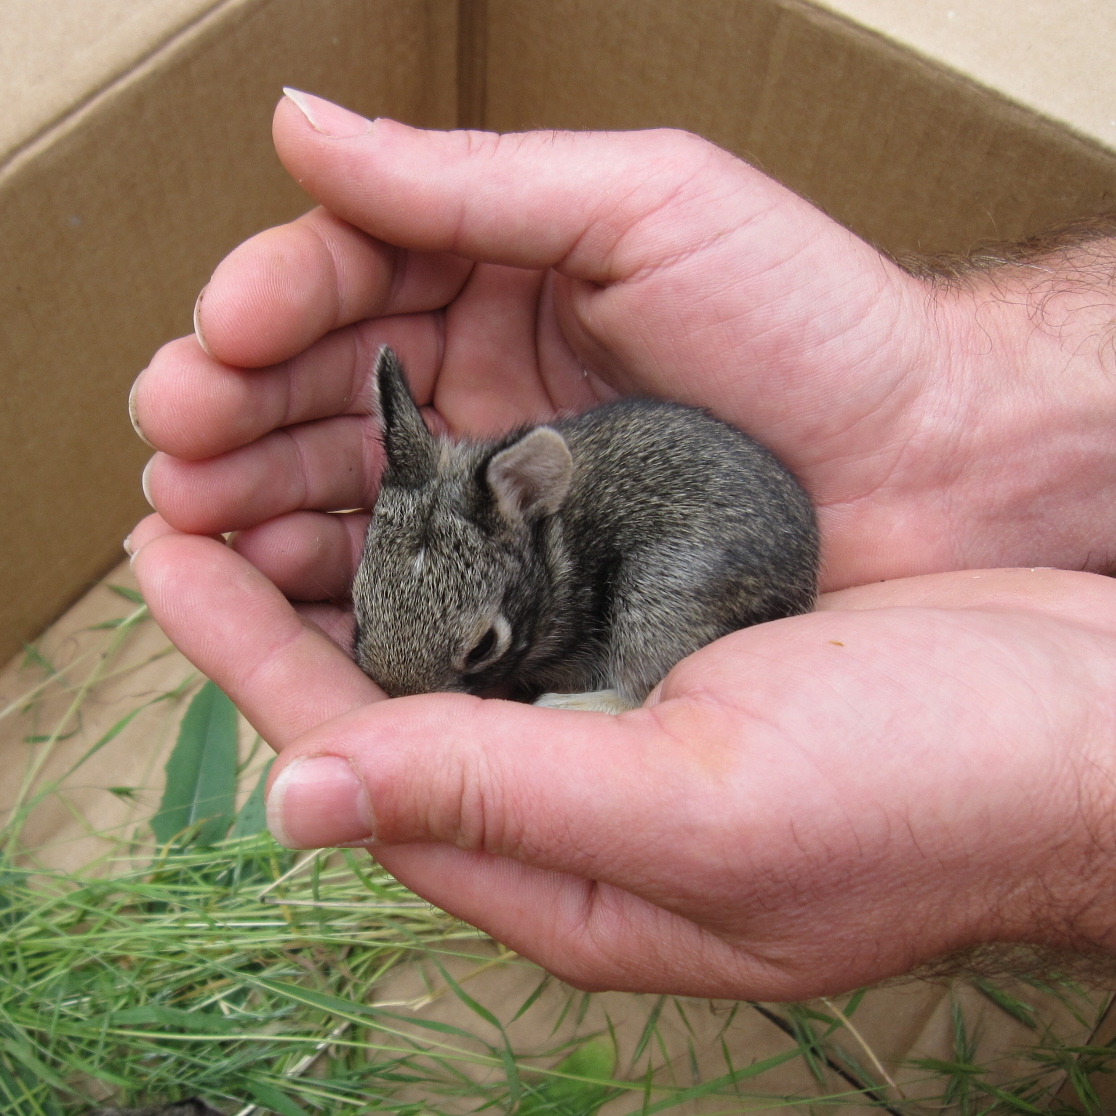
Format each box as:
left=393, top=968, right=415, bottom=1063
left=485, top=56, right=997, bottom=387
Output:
left=132, top=92, right=1116, bottom=616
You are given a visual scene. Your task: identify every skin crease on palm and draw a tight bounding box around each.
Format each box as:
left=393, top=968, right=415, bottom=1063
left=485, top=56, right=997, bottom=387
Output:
left=127, top=92, right=1116, bottom=1002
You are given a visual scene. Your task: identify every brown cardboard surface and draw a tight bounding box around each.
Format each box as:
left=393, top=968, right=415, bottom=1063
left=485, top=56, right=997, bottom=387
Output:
left=482, top=0, right=1116, bottom=259
left=0, top=559, right=251, bottom=875
left=817, top=0, right=1116, bottom=153
left=0, top=0, right=222, bottom=164
left=457, top=0, right=488, bottom=129
left=0, top=0, right=456, bottom=668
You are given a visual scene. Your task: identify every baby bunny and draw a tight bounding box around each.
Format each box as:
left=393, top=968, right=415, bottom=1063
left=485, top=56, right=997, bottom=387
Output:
left=351, top=347, right=818, bottom=713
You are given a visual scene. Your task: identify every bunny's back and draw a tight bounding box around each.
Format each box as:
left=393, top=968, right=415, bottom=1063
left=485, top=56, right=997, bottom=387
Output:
left=545, top=399, right=818, bottom=702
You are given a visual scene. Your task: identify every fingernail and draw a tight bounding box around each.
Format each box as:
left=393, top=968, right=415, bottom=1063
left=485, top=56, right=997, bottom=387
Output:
left=266, top=756, right=375, bottom=849
left=193, top=284, right=214, bottom=357
left=282, top=87, right=372, bottom=138
left=128, top=376, right=155, bottom=448
left=141, top=457, right=155, bottom=508
left=122, top=533, right=134, bottom=557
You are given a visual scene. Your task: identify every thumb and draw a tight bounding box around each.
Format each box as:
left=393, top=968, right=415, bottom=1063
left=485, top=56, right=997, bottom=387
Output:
left=263, top=691, right=749, bottom=884
left=273, top=89, right=811, bottom=279
left=262, top=694, right=813, bottom=998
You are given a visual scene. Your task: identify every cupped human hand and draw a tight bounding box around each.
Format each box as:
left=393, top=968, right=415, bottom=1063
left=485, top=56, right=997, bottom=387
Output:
left=131, top=92, right=1116, bottom=604
left=130, top=515, right=1116, bottom=1000
left=127, top=96, right=1116, bottom=997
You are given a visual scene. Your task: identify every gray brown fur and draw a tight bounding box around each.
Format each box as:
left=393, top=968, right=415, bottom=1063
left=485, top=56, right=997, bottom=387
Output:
left=352, top=348, right=819, bottom=707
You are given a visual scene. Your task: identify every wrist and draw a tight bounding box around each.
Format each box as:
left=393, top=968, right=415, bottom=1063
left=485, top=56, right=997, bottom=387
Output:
left=932, top=247, right=1116, bottom=573
left=968, top=600, right=1116, bottom=964
left=814, top=574, right=1116, bottom=978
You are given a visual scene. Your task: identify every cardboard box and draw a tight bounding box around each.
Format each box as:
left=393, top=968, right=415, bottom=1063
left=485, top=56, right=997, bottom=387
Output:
left=4, top=0, right=1116, bottom=666
left=0, top=0, right=457, bottom=667
left=480, top=0, right=1116, bottom=256
left=2, top=1, right=1114, bottom=1110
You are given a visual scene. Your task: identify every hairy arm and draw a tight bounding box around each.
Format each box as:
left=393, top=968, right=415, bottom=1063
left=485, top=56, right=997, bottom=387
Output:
left=910, top=224, right=1116, bottom=577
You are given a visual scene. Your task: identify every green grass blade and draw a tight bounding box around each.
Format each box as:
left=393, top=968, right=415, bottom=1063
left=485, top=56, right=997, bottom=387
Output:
left=229, top=758, right=274, bottom=838
left=0, top=1039, right=70, bottom=1094
left=246, top=1079, right=312, bottom=1116
left=108, top=1005, right=239, bottom=1034
left=979, top=1084, right=1046, bottom=1113
left=19, top=645, right=55, bottom=675
left=631, top=996, right=665, bottom=1064
left=58, top=706, right=147, bottom=782
left=620, top=1048, right=804, bottom=1115
left=251, top=977, right=481, bottom=1042
left=107, top=584, right=145, bottom=604
left=0, top=1061, right=60, bottom=1116
left=974, top=980, right=1038, bottom=1030
left=151, top=681, right=238, bottom=846
left=843, top=988, right=868, bottom=1016
left=520, top=1038, right=617, bottom=1115
left=430, top=957, right=502, bottom=1031
left=429, top=956, right=522, bottom=1104
left=512, top=974, right=552, bottom=1022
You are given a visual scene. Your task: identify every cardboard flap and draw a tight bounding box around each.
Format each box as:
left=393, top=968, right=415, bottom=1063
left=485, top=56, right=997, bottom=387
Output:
left=0, top=0, right=223, bottom=164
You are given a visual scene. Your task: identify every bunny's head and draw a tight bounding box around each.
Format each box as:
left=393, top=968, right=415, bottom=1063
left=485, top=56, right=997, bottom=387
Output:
left=351, top=348, right=574, bottom=698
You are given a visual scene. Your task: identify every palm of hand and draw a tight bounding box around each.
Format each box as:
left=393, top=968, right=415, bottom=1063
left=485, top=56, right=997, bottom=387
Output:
left=137, top=113, right=965, bottom=611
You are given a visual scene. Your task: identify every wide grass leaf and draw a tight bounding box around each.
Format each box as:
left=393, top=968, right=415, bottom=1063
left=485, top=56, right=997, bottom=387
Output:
left=151, top=681, right=238, bottom=846
left=0, top=1055, right=63, bottom=1116
left=108, top=1005, right=239, bottom=1034
left=246, top=1080, right=312, bottom=1116
left=620, top=1048, right=804, bottom=1115
left=229, top=758, right=273, bottom=838
left=520, top=1038, right=617, bottom=1115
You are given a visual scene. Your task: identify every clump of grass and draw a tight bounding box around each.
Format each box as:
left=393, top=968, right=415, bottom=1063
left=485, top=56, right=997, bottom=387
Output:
left=1, top=585, right=1114, bottom=1115
left=0, top=837, right=492, bottom=1113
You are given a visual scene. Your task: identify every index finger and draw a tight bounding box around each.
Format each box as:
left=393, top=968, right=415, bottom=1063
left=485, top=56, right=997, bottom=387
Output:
left=195, top=206, right=474, bottom=367
left=197, top=93, right=774, bottom=369
left=272, top=92, right=746, bottom=277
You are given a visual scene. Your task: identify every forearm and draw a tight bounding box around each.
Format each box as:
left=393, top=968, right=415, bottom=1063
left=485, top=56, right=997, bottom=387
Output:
left=815, top=567, right=1116, bottom=985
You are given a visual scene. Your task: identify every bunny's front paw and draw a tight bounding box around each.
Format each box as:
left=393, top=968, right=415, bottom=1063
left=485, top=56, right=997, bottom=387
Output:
left=533, top=689, right=636, bottom=715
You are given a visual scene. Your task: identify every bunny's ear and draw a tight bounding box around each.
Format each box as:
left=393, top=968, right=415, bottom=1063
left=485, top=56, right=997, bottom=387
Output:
left=487, top=427, right=573, bottom=522
left=372, top=346, right=437, bottom=486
